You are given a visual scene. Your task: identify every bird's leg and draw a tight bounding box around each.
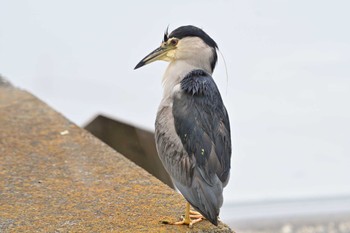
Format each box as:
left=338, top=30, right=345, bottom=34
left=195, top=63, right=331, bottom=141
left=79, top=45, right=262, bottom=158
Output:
left=170, top=202, right=204, bottom=227
left=172, top=202, right=191, bottom=225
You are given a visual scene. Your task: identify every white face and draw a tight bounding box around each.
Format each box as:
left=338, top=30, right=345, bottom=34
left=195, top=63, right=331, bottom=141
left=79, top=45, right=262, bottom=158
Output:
left=164, top=37, right=215, bottom=66
left=159, top=36, right=217, bottom=98
left=135, top=35, right=216, bottom=73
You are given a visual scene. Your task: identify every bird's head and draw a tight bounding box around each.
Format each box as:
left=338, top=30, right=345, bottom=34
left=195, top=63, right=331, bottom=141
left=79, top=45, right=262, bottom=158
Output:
left=134, top=25, right=218, bottom=73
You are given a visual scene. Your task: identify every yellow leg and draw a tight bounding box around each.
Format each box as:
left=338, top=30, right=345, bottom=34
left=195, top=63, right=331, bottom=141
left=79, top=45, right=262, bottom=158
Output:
left=167, top=202, right=204, bottom=228
left=172, top=202, right=191, bottom=225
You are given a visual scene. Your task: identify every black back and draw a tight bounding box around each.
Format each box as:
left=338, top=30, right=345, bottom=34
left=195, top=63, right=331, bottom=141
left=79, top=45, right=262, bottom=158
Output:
left=172, top=69, right=231, bottom=225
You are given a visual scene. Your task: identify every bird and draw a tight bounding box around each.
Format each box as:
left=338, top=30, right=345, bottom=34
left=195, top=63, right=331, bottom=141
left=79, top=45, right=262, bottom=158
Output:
left=134, top=25, right=231, bottom=227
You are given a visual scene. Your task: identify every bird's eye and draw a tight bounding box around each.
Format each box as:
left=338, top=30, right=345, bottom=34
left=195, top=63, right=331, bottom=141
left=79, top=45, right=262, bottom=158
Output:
left=170, top=39, right=178, bottom=46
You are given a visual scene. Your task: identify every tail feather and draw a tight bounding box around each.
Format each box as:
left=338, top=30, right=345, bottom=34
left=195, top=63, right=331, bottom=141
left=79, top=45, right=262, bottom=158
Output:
left=174, top=168, right=223, bottom=226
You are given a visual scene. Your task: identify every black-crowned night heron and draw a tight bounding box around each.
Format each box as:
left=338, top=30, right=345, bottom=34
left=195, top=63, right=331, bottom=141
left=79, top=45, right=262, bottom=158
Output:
left=134, top=25, right=231, bottom=227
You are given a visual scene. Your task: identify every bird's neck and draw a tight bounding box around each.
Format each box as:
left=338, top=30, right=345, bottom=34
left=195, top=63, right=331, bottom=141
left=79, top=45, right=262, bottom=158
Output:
left=162, top=60, right=212, bottom=99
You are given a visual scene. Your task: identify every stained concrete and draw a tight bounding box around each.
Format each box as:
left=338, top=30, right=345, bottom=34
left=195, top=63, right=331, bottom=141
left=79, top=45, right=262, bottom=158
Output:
left=0, top=83, right=233, bottom=232
left=84, top=115, right=174, bottom=189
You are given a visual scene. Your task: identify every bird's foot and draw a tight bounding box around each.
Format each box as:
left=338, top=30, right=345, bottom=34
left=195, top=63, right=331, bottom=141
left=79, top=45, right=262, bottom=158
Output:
left=169, top=215, right=204, bottom=228
left=189, top=210, right=205, bottom=219
left=160, top=203, right=205, bottom=228
left=161, top=213, right=204, bottom=228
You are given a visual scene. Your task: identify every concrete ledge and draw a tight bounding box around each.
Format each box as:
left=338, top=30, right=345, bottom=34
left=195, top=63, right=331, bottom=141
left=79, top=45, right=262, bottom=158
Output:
left=84, top=115, right=174, bottom=189
left=0, top=83, right=233, bottom=232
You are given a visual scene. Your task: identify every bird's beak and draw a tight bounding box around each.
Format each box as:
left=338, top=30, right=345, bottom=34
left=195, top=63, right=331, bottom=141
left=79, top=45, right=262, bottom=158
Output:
left=134, top=44, right=172, bottom=70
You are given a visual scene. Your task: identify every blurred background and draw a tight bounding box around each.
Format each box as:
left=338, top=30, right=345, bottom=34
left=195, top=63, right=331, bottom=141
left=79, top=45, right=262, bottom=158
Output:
left=1, top=0, right=350, bottom=231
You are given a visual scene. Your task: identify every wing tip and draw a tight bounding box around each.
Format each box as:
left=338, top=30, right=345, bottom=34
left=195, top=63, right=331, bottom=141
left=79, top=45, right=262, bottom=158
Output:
left=207, top=215, right=219, bottom=226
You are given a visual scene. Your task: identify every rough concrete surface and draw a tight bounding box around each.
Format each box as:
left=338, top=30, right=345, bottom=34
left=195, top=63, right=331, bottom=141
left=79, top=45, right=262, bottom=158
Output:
left=84, top=115, right=174, bottom=189
left=0, top=84, right=233, bottom=233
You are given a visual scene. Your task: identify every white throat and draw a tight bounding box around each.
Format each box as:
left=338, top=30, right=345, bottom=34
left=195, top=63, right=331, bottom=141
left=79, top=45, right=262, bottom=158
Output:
left=161, top=37, right=215, bottom=99
left=162, top=61, right=207, bottom=98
